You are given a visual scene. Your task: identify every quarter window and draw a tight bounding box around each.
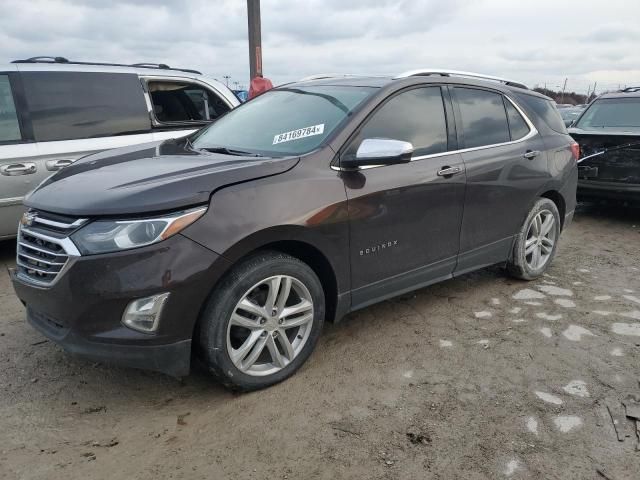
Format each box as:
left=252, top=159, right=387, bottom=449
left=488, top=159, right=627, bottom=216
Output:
left=22, top=72, right=150, bottom=142
left=0, top=75, right=21, bottom=142
left=346, top=87, right=448, bottom=159
left=505, top=99, right=530, bottom=140
left=147, top=81, right=230, bottom=124
left=454, top=88, right=510, bottom=149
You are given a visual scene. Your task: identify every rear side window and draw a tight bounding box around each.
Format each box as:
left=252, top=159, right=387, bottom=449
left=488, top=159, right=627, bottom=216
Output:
left=346, top=87, right=448, bottom=158
left=515, top=93, right=567, bottom=134
left=504, top=99, right=530, bottom=140
left=147, top=80, right=230, bottom=125
left=454, top=88, right=510, bottom=148
left=0, top=75, right=21, bottom=142
left=22, top=72, right=150, bottom=142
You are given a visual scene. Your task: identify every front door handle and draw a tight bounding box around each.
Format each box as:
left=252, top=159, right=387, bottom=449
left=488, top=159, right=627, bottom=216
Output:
left=437, top=166, right=462, bottom=177
left=46, top=159, right=74, bottom=171
left=0, top=163, right=37, bottom=176
left=523, top=150, right=540, bottom=160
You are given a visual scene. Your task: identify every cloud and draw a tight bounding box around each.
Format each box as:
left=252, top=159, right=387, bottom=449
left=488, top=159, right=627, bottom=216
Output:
left=0, top=0, right=639, bottom=93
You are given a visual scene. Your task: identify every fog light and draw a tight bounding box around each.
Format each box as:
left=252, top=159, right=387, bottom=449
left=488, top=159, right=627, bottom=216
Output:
left=122, top=293, right=170, bottom=333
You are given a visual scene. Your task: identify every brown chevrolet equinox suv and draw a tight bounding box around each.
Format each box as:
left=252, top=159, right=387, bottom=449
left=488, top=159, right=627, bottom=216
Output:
left=11, top=70, right=578, bottom=391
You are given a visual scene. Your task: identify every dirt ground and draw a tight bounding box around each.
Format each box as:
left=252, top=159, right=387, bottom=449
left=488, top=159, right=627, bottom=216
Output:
left=1, top=203, right=639, bottom=480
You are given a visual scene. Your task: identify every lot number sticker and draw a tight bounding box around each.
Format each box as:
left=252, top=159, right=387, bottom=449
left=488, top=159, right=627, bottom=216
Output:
left=273, top=124, right=325, bottom=145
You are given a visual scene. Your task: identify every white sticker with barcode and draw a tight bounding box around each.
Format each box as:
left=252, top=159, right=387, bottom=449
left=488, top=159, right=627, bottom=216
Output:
left=273, top=124, right=325, bottom=145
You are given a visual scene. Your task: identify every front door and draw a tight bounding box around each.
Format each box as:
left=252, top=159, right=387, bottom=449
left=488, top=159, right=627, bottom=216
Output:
left=340, top=86, right=466, bottom=309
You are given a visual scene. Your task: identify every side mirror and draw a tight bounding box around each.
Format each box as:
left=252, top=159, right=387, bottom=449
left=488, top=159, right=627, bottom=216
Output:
left=341, top=138, right=413, bottom=169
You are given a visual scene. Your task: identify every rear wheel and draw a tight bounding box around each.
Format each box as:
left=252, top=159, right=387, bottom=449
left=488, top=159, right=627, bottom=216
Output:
left=507, top=198, right=561, bottom=280
left=198, top=251, right=325, bottom=391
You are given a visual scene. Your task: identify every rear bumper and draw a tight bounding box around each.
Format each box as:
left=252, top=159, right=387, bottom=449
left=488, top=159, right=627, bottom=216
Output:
left=578, top=180, right=640, bottom=201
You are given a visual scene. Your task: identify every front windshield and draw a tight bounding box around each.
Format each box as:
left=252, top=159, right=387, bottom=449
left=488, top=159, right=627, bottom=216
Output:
left=576, top=97, right=640, bottom=130
left=192, top=85, right=377, bottom=156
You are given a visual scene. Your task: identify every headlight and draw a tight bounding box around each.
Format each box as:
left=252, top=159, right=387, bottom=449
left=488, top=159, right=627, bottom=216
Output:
left=71, top=207, right=207, bottom=255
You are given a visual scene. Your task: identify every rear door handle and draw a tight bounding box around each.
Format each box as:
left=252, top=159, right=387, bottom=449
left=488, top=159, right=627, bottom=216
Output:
left=46, top=159, right=74, bottom=171
left=0, top=163, right=37, bottom=176
left=437, top=166, right=462, bottom=177
left=523, top=150, right=540, bottom=160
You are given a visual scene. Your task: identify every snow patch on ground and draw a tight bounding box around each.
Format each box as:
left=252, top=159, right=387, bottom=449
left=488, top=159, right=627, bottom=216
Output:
left=475, top=311, right=492, bottom=319
left=526, top=417, right=538, bottom=435
left=525, top=301, right=543, bottom=306
left=611, top=323, right=640, bottom=336
left=554, top=416, right=583, bottom=433
left=563, top=380, right=589, bottom=398
left=536, top=312, right=563, bottom=321
left=491, top=298, right=501, bottom=305
left=610, top=347, right=624, bottom=357
left=562, top=325, right=595, bottom=341
left=512, top=318, right=526, bottom=323
left=513, top=289, right=545, bottom=300
left=623, top=295, right=640, bottom=305
left=572, top=281, right=584, bottom=286
left=577, top=268, right=590, bottom=273
left=535, top=391, right=563, bottom=405
left=594, top=295, right=612, bottom=301
left=403, top=370, right=413, bottom=378
left=477, top=339, right=489, bottom=345
left=540, top=327, right=552, bottom=338
left=509, top=307, right=522, bottom=314
left=593, top=310, right=612, bottom=316
left=439, top=339, right=453, bottom=347
left=554, top=298, right=576, bottom=308
left=504, top=459, right=519, bottom=476
left=621, top=311, right=640, bottom=320
left=538, top=285, right=573, bottom=297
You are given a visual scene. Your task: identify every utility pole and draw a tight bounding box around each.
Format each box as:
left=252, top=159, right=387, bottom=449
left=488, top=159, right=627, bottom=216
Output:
left=591, top=82, right=597, bottom=101
left=223, top=75, right=231, bottom=87
left=585, top=84, right=590, bottom=103
left=247, top=0, right=262, bottom=81
left=560, top=78, right=567, bottom=104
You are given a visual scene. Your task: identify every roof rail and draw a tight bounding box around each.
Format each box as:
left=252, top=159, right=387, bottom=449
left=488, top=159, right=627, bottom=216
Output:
left=620, top=86, right=640, bottom=93
left=395, top=69, right=528, bottom=90
left=299, top=73, right=371, bottom=82
left=11, top=57, right=201, bottom=75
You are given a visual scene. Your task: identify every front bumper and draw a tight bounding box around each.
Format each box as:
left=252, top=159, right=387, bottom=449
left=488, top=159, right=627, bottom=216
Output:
left=12, top=233, right=231, bottom=377
left=578, top=180, right=640, bottom=202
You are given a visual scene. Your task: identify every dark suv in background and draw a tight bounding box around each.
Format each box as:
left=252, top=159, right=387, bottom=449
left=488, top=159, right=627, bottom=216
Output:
left=11, top=69, right=578, bottom=391
left=570, top=87, right=640, bottom=202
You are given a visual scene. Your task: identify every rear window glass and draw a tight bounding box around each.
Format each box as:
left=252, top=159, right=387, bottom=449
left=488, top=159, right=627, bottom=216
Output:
left=0, top=75, right=21, bottom=142
left=576, top=97, right=640, bottom=129
left=504, top=99, right=530, bottom=140
left=515, top=93, right=567, bottom=134
left=22, top=72, right=151, bottom=142
left=454, top=88, right=510, bottom=148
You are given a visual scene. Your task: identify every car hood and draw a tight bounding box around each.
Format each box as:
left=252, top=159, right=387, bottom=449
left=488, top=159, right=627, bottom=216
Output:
left=25, top=140, right=299, bottom=216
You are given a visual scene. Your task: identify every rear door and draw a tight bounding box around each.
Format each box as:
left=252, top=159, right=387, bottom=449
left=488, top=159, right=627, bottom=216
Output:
left=451, top=86, right=549, bottom=273
left=341, top=86, right=466, bottom=308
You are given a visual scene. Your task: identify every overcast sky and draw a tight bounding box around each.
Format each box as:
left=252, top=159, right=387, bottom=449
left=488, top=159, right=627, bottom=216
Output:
left=2, top=0, right=640, bottom=94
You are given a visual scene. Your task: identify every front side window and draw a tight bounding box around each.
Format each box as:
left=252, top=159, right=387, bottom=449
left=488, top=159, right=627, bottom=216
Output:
left=192, top=86, right=376, bottom=156
left=0, top=75, right=21, bottom=142
left=344, top=87, right=448, bottom=159
left=22, top=72, right=150, bottom=142
left=576, top=97, right=640, bottom=130
left=505, top=99, right=530, bottom=140
left=454, top=88, right=510, bottom=149
left=147, top=81, right=231, bottom=124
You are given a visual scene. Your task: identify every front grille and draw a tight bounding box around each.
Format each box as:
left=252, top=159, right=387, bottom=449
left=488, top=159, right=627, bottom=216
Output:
left=16, top=210, right=86, bottom=286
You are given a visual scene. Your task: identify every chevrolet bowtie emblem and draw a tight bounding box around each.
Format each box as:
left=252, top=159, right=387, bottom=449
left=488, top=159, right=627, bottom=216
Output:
left=20, top=211, right=37, bottom=227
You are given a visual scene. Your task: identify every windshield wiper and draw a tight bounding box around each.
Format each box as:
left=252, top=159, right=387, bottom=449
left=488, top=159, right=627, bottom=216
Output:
left=200, top=146, right=263, bottom=157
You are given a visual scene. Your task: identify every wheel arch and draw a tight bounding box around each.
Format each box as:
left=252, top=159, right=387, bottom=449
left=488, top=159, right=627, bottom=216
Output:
left=539, top=189, right=566, bottom=229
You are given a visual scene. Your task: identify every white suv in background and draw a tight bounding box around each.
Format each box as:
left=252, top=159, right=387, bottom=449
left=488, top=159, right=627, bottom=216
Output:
left=0, top=56, right=240, bottom=239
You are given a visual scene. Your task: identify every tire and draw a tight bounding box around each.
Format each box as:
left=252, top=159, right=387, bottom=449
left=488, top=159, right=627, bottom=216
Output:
left=507, top=198, right=561, bottom=280
left=198, top=251, right=325, bottom=391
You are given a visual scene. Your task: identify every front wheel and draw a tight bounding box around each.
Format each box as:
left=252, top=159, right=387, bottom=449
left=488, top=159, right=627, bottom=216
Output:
left=198, top=251, right=325, bottom=391
left=507, top=198, right=561, bottom=280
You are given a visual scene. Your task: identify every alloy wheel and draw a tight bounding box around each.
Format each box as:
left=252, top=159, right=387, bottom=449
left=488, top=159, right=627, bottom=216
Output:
left=524, top=209, right=556, bottom=270
left=226, top=275, right=314, bottom=376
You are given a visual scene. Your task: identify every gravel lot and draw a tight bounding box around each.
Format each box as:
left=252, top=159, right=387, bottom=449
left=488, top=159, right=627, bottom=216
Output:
left=1, top=203, right=639, bottom=480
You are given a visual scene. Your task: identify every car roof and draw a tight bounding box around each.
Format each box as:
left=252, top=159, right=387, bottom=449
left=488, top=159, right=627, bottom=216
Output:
left=597, top=89, right=640, bottom=99
left=286, top=73, right=551, bottom=100
left=0, top=60, right=231, bottom=92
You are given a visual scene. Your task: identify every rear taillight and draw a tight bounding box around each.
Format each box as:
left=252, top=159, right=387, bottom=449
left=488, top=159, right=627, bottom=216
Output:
left=570, top=142, right=580, bottom=161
